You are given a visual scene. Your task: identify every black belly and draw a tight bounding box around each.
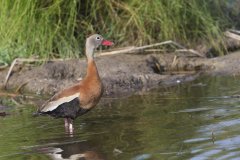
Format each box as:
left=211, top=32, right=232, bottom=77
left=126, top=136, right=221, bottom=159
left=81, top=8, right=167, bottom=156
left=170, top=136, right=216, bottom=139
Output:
left=45, top=98, right=89, bottom=119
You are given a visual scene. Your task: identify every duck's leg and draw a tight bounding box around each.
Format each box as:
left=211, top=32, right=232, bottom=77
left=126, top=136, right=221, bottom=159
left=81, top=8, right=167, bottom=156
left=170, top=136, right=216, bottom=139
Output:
left=64, top=118, right=69, bottom=131
left=68, top=118, right=74, bottom=134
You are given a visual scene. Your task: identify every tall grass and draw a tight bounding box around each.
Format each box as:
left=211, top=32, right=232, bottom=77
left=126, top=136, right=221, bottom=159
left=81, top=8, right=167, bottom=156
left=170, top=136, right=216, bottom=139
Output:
left=0, top=0, right=230, bottom=63
left=0, top=0, right=79, bottom=63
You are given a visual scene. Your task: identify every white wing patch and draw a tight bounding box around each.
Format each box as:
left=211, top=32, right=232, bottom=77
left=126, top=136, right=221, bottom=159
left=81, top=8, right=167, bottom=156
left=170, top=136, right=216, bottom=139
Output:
left=41, top=93, right=80, bottom=112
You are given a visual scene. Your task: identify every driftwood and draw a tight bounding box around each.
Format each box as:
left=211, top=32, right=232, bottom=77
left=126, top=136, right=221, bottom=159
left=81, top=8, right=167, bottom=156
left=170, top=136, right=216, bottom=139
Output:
left=225, top=30, right=240, bottom=41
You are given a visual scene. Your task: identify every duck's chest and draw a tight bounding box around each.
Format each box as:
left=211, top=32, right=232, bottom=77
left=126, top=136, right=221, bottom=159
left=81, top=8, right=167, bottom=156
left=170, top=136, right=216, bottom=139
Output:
left=79, top=80, right=103, bottom=109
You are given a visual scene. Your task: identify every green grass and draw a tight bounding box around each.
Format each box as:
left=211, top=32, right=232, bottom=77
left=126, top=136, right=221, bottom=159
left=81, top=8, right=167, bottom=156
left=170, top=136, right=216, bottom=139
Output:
left=0, top=0, right=232, bottom=63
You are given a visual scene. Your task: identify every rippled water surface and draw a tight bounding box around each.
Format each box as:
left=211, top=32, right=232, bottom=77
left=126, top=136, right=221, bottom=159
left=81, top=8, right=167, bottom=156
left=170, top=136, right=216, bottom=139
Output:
left=1, top=76, right=240, bottom=160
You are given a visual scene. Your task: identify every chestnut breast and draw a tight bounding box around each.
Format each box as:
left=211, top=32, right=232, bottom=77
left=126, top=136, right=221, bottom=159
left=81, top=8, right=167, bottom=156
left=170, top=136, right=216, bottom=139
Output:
left=79, top=77, right=103, bottom=109
left=79, top=60, right=103, bottom=109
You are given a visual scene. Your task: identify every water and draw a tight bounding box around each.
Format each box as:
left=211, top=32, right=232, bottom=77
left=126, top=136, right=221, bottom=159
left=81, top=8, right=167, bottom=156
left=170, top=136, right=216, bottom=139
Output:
left=0, top=76, right=240, bottom=160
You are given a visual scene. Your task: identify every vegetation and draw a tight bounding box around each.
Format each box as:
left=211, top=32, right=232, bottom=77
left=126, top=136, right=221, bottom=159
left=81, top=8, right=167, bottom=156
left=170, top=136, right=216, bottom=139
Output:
left=0, top=0, right=234, bottom=63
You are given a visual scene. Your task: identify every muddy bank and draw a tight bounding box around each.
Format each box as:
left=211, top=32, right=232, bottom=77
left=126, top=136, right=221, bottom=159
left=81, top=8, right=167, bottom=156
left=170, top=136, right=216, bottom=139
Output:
left=0, top=51, right=240, bottom=97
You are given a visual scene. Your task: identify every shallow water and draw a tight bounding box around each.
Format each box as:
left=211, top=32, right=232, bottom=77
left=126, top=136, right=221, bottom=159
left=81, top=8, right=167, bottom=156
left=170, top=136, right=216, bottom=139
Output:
left=0, top=76, right=240, bottom=159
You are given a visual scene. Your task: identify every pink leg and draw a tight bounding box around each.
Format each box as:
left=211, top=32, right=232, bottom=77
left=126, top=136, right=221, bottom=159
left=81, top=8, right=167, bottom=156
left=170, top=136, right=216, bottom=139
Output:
left=64, top=118, right=69, bottom=127
left=68, top=118, right=74, bottom=134
left=64, top=118, right=69, bottom=133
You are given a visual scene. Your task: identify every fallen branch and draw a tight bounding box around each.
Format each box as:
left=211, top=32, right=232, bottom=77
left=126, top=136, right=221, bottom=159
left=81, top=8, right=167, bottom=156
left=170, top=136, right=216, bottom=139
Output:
left=10, top=98, right=21, bottom=106
left=175, top=49, right=205, bottom=57
left=4, top=58, right=18, bottom=89
left=98, top=40, right=185, bottom=57
left=144, top=49, right=166, bottom=52
left=171, top=55, right=178, bottom=68
left=98, top=46, right=135, bottom=56
left=15, top=81, right=30, bottom=93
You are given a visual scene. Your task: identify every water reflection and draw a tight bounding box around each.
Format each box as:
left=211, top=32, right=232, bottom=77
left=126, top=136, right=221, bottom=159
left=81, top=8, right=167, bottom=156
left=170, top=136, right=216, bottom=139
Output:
left=35, top=140, right=105, bottom=160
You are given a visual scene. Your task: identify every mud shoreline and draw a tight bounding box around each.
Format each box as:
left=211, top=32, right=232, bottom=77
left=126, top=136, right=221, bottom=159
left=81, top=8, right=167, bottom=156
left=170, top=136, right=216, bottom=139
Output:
left=0, top=51, right=240, bottom=98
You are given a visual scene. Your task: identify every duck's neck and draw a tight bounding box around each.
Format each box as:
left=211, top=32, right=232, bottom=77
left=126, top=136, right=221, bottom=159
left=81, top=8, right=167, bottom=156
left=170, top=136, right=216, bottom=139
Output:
left=86, top=41, right=94, bottom=61
left=86, top=59, right=100, bottom=79
left=85, top=43, right=100, bottom=81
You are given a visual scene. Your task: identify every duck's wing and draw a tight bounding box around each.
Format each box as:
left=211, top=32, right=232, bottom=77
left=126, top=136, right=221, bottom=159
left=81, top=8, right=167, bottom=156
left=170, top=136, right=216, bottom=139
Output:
left=39, top=85, right=81, bottom=112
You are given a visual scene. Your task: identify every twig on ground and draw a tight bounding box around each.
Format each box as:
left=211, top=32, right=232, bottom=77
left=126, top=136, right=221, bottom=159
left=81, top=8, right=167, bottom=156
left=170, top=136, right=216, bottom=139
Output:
left=171, top=55, right=178, bottom=68
left=15, top=81, right=30, bottom=93
left=98, top=46, right=135, bottom=56
left=144, top=49, right=166, bottom=52
left=175, top=49, right=205, bottom=57
left=4, top=58, right=18, bottom=89
left=11, top=98, right=21, bottom=106
left=135, top=40, right=185, bottom=50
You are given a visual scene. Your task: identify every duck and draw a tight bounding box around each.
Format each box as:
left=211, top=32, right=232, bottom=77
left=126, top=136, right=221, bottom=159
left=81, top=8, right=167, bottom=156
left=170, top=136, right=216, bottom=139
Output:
left=38, top=34, right=113, bottom=133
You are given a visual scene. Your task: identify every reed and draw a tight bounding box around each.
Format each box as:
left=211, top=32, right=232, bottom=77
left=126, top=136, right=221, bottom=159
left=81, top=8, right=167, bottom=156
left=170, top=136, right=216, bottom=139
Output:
left=0, top=0, right=230, bottom=63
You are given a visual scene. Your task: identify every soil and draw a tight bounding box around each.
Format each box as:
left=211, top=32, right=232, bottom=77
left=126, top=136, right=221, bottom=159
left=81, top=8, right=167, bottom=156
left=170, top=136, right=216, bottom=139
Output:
left=0, top=50, right=240, bottom=98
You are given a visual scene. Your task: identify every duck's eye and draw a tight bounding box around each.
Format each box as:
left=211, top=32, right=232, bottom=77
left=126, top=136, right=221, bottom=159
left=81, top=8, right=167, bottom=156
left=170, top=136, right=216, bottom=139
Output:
left=96, top=36, right=101, bottom=40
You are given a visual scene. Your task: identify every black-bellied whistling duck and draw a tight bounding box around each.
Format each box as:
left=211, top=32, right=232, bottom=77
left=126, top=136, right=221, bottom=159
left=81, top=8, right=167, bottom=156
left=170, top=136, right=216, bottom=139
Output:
left=38, top=34, right=113, bottom=133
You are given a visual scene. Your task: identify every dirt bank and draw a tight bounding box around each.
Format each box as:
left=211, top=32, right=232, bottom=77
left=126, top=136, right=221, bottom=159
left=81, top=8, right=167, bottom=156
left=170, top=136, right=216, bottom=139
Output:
left=0, top=51, right=240, bottom=97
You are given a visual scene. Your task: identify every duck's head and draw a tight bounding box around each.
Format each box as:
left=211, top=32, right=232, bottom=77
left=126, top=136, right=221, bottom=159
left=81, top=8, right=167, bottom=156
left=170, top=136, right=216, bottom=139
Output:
left=86, top=34, right=113, bottom=59
left=87, top=34, right=113, bottom=48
